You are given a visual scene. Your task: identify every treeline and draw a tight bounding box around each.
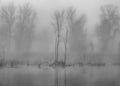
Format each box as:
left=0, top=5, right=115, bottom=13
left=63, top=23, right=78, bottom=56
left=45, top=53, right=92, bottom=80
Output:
left=0, top=2, right=37, bottom=67
left=52, top=4, right=120, bottom=66
left=0, top=2, right=120, bottom=67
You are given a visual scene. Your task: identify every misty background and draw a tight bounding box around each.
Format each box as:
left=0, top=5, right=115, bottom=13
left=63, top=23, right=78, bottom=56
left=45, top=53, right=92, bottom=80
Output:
left=1, top=0, right=120, bottom=86
left=0, top=0, right=120, bottom=65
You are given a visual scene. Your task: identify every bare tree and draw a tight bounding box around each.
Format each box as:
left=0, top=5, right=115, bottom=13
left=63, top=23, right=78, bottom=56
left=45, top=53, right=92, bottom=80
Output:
left=68, top=9, right=87, bottom=64
left=15, top=3, right=37, bottom=58
left=62, top=7, right=77, bottom=65
left=52, top=10, right=65, bottom=64
left=63, top=7, right=87, bottom=65
left=97, top=4, right=120, bottom=63
left=0, top=3, right=16, bottom=59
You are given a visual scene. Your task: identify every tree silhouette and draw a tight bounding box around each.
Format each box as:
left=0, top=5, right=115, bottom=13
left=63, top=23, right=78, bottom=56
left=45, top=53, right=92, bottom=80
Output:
left=52, top=9, right=65, bottom=65
left=62, top=7, right=76, bottom=65
left=97, top=4, right=120, bottom=64
left=0, top=3, right=16, bottom=59
left=70, top=13, right=87, bottom=64
left=15, top=3, right=37, bottom=58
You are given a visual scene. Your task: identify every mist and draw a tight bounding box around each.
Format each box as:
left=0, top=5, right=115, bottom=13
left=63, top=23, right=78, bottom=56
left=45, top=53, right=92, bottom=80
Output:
left=0, top=0, right=120, bottom=86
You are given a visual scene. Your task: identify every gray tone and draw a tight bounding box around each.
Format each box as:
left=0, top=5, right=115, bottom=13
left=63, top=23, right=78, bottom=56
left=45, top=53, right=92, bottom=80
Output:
left=0, top=0, right=120, bottom=86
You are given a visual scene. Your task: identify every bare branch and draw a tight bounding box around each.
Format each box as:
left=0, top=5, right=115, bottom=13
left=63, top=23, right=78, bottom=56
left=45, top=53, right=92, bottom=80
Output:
left=66, top=7, right=76, bottom=26
left=0, top=3, right=16, bottom=25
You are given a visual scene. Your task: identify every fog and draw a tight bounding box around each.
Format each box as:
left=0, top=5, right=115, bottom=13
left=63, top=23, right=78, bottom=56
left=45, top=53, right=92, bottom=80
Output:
left=0, top=0, right=120, bottom=86
left=0, top=0, right=119, bottom=63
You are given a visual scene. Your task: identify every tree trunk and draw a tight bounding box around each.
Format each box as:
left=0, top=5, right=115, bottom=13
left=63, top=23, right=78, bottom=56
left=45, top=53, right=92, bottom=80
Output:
left=64, top=42, right=67, bottom=65
left=64, top=29, right=69, bottom=65
left=55, top=31, right=60, bottom=64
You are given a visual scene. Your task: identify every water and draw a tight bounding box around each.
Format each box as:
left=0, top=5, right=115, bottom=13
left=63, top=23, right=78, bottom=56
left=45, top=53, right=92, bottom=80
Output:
left=0, top=65, right=120, bottom=86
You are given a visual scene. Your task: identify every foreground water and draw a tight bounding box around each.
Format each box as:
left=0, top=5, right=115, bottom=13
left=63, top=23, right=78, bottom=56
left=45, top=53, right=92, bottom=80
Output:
left=0, top=65, right=120, bottom=86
